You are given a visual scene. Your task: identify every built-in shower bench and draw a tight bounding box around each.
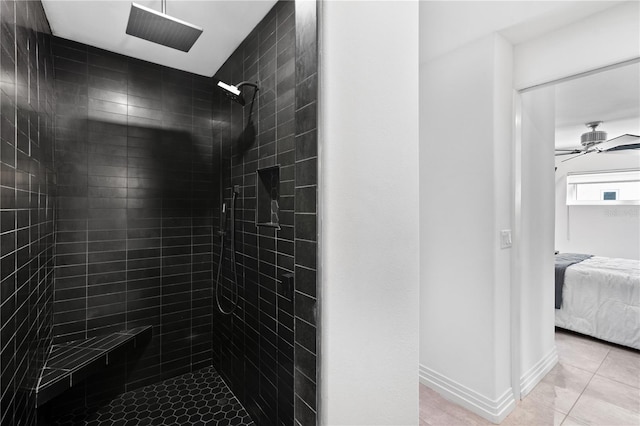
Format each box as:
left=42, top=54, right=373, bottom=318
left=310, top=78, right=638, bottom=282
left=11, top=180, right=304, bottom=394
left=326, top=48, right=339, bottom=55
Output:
left=33, top=326, right=152, bottom=407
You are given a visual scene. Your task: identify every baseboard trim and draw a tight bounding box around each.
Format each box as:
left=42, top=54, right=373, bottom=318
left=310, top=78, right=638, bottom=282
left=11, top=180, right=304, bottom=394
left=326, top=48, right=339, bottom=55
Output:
left=419, top=364, right=515, bottom=424
left=520, top=346, right=558, bottom=398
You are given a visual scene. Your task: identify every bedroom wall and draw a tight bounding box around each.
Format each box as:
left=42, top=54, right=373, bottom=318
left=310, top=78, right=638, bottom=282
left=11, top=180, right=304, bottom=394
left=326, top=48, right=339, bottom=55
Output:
left=518, top=86, right=557, bottom=397
left=555, top=152, right=640, bottom=260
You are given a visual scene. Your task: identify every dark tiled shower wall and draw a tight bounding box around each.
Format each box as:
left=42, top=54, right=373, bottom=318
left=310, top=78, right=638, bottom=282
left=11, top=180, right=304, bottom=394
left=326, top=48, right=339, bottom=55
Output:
left=293, top=2, right=318, bottom=424
left=0, top=1, right=56, bottom=425
left=50, top=38, right=215, bottom=405
left=212, top=1, right=318, bottom=425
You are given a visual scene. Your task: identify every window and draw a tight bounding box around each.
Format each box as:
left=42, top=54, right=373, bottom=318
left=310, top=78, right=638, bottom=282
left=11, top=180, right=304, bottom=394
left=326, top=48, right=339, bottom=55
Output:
left=566, top=169, right=640, bottom=205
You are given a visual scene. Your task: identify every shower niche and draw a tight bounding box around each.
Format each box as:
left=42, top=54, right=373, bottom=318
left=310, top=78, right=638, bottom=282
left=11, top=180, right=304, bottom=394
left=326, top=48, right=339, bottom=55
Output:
left=256, top=166, right=281, bottom=229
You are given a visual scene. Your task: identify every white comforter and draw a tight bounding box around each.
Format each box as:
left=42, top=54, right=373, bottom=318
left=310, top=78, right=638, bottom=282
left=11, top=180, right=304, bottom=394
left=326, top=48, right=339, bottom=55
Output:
left=555, top=256, right=640, bottom=350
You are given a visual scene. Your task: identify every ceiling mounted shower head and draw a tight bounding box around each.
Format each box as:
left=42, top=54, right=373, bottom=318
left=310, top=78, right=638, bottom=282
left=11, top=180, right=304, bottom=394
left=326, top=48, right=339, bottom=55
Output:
left=217, top=81, right=260, bottom=106
left=126, top=2, right=203, bottom=52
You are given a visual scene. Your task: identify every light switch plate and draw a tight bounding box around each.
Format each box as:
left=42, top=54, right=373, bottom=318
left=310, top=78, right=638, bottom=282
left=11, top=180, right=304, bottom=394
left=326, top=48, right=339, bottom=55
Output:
left=500, top=229, right=512, bottom=249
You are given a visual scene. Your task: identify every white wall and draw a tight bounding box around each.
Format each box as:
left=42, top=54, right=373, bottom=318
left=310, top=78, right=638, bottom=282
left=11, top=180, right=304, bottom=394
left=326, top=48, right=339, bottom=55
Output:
left=418, top=2, right=639, bottom=424
left=514, top=1, right=640, bottom=89
left=419, top=1, right=625, bottom=65
left=512, top=0, right=640, bottom=398
left=318, top=1, right=420, bottom=424
left=419, top=33, right=514, bottom=423
left=555, top=152, right=640, bottom=260
left=517, top=87, right=558, bottom=397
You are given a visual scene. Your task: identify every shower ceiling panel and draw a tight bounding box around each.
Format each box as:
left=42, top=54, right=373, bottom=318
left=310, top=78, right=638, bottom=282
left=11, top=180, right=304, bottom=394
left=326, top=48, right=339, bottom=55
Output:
left=41, top=0, right=277, bottom=77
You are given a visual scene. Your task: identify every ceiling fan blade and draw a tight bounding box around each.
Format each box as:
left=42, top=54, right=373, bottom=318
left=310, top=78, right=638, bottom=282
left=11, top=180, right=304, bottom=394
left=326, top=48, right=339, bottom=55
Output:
left=555, top=150, right=582, bottom=156
left=604, top=143, right=640, bottom=152
left=561, top=149, right=593, bottom=163
left=595, top=134, right=640, bottom=152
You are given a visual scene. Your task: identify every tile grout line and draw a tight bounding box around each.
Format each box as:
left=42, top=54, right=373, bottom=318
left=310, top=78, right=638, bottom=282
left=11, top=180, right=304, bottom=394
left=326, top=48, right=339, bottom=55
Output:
left=561, top=346, right=611, bottom=424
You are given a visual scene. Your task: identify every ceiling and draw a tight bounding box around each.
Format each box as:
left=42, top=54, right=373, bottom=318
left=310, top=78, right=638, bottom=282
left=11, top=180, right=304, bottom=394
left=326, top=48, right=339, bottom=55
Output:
left=41, top=0, right=278, bottom=77
left=419, top=1, right=625, bottom=64
left=417, top=0, right=638, bottom=151
left=554, top=62, right=640, bottom=149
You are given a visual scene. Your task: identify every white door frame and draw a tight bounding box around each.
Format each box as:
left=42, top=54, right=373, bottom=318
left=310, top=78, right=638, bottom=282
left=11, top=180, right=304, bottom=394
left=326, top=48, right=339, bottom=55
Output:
left=510, top=57, right=640, bottom=403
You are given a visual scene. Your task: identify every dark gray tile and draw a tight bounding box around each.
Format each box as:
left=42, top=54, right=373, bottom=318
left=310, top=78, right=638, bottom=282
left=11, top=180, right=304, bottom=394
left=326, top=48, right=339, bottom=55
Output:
left=296, top=73, right=317, bottom=110
left=295, top=186, right=316, bottom=213
left=294, top=290, right=316, bottom=327
left=295, top=101, right=316, bottom=135
left=295, top=158, right=317, bottom=187
left=294, top=368, right=316, bottom=410
left=294, top=317, right=316, bottom=354
left=294, top=394, right=316, bottom=426
left=295, top=239, right=316, bottom=270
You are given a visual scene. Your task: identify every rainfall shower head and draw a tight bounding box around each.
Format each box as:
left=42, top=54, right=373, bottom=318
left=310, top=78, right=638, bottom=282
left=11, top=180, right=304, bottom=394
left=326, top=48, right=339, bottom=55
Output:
left=217, top=81, right=259, bottom=106
left=126, top=2, right=203, bottom=52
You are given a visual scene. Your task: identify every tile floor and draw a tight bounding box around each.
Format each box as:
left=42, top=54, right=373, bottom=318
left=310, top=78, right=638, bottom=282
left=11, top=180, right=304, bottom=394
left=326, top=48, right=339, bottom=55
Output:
left=46, top=366, right=254, bottom=426
left=420, top=329, right=640, bottom=425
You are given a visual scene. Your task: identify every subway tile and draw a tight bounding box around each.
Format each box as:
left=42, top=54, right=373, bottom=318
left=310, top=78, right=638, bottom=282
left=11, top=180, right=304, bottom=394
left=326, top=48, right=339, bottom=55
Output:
left=294, top=290, right=316, bottom=327
left=53, top=309, right=86, bottom=326
left=127, top=94, right=162, bottom=110
left=87, top=49, right=128, bottom=73
left=55, top=68, right=88, bottom=86
left=278, top=26, right=295, bottom=57
left=294, top=368, right=316, bottom=410
left=87, top=270, right=126, bottom=286
left=295, top=101, right=316, bottom=136
left=295, top=213, right=316, bottom=241
left=294, top=394, right=316, bottom=426
left=294, top=266, right=316, bottom=298
left=296, top=73, right=317, bottom=110
left=294, top=129, right=317, bottom=161
left=294, top=317, right=316, bottom=355
left=294, top=343, right=316, bottom=385
left=88, top=74, right=127, bottom=94
left=294, top=186, right=316, bottom=213
left=277, top=117, right=295, bottom=141
left=295, top=240, right=316, bottom=270
left=295, top=157, right=316, bottom=187
left=52, top=44, right=87, bottom=64
left=54, top=56, right=87, bottom=74
left=87, top=312, right=126, bottom=331
left=88, top=98, right=128, bottom=115
left=52, top=36, right=87, bottom=52
left=88, top=218, right=127, bottom=231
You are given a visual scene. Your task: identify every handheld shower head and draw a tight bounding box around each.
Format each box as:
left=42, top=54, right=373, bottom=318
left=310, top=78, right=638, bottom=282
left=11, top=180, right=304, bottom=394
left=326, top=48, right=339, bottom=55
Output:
left=217, top=81, right=245, bottom=105
left=217, top=81, right=259, bottom=106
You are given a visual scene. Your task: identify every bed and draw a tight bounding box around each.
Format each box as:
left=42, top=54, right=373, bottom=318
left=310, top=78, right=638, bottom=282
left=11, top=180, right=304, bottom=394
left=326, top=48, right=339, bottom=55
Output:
left=554, top=254, right=640, bottom=350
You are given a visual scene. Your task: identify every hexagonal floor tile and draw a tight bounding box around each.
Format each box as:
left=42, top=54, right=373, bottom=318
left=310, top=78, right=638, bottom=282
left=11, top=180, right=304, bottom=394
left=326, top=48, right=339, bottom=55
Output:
left=45, top=366, right=255, bottom=425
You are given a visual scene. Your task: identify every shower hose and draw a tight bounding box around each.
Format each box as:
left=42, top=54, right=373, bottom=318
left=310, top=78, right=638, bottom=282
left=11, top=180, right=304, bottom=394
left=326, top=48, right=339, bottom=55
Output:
left=215, top=189, right=239, bottom=315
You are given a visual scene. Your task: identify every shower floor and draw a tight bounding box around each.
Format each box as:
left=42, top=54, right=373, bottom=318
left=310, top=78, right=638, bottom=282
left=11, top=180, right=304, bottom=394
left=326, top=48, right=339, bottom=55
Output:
left=46, top=366, right=254, bottom=426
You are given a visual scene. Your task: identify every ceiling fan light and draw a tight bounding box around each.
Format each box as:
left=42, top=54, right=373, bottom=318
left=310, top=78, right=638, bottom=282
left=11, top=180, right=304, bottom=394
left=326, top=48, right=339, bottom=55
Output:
left=581, top=129, right=608, bottom=147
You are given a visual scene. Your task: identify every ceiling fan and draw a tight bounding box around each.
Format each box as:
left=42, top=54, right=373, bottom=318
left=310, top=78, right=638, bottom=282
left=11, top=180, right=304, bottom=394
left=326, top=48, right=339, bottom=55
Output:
left=555, top=121, right=640, bottom=162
